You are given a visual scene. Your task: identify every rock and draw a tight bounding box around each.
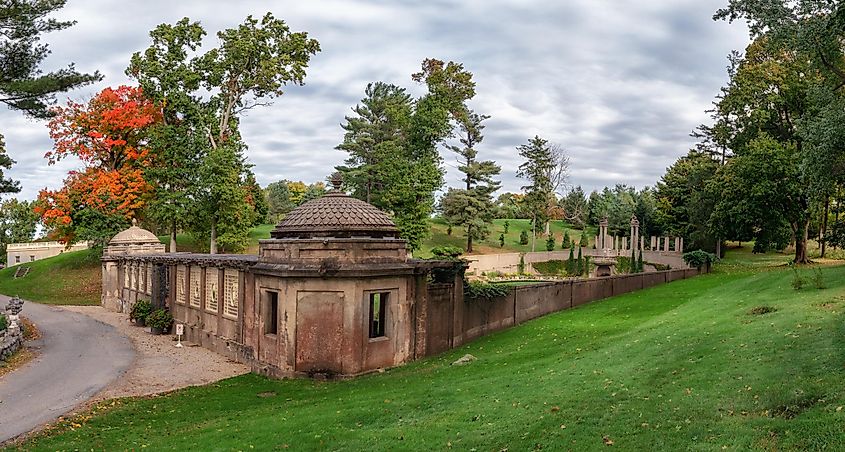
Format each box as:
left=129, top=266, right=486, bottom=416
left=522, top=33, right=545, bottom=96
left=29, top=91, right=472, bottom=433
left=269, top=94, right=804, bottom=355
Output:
left=452, top=354, right=477, bottom=366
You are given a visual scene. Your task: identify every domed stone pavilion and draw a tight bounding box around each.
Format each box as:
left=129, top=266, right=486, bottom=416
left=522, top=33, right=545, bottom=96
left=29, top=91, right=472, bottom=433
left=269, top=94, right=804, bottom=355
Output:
left=101, top=174, right=463, bottom=378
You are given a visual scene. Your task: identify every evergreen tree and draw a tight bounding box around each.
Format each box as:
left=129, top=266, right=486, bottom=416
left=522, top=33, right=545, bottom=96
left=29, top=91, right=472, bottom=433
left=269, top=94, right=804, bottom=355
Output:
left=576, top=246, right=583, bottom=276
left=519, top=230, right=529, bottom=245
left=516, top=136, right=556, bottom=251
left=567, top=244, right=575, bottom=274
left=545, top=235, right=555, bottom=251
left=579, top=231, right=589, bottom=247
left=637, top=248, right=644, bottom=273
left=561, top=231, right=571, bottom=249
left=498, top=233, right=504, bottom=247
left=503, top=220, right=509, bottom=234
left=631, top=248, right=637, bottom=273
left=440, top=111, right=501, bottom=252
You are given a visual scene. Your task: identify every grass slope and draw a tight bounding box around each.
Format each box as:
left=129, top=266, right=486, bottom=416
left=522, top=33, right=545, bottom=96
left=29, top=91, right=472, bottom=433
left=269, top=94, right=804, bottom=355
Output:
left=17, top=256, right=845, bottom=450
left=0, top=249, right=101, bottom=305
left=416, top=218, right=596, bottom=258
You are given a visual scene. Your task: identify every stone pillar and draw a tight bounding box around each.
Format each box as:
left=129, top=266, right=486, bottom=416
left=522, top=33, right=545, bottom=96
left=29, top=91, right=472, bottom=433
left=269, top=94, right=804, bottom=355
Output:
left=679, top=237, right=684, bottom=253
left=664, top=237, right=670, bottom=252
left=599, top=218, right=609, bottom=249
left=630, top=215, right=640, bottom=252
left=613, top=235, right=618, bottom=250
left=651, top=236, right=656, bottom=250
left=101, top=258, right=121, bottom=312
left=640, top=236, right=645, bottom=252
left=674, top=237, right=681, bottom=253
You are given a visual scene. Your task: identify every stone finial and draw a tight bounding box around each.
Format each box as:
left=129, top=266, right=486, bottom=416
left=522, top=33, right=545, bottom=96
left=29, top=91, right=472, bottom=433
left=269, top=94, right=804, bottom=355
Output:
left=330, top=172, right=343, bottom=191
left=599, top=217, right=609, bottom=227
left=132, top=218, right=138, bottom=227
left=5, top=296, right=23, bottom=315
left=630, top=215, right=639, bottom=227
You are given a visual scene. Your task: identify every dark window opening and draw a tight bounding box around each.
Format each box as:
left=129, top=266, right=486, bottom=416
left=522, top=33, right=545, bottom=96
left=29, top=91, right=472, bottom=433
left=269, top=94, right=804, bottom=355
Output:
left=369, top=292, right=388, bottom=338
left=264, top=291, right=278, bottom=335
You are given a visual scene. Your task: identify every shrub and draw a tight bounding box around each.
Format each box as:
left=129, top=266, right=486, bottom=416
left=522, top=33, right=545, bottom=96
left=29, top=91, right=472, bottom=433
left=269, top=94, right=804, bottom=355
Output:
left=430, top=246, right=464, bottom=259
left=545, top=235, right=556, bottom=251
left=576, top=247, right=583, bottom=276
left=791, top=267, right=805, bottom=290
left=583, top=256, right=591, bottom=276
left=146, top=308, right=174, bottom=333
left=616, top=256, right=632, bottom=274
left=637, top=249, right=644, bottom=273
left=519, top=230, right=529, bottom=245
left=0, top=314, right=6, bottom=332
left=464, top=280, right=511, bottom=301
left=129, top=299, right=153, bottom=323
left=566, top=245, right=575, bottom=274
left=517, top=254, right=526, bottom=275
left=532, top=260, right=567, bottom=275
left=811, top=267, right=826, bottom=289
left=580, top=231, right=588, bottom=247
left=682, top=250, right=718, bottom=269
left=499, top=233, right=505, bottom=247
left=561, top=232, right=571, bottom=249
left=446, top=225, right=453, bottom=236
left=503, top=220, right=510, bottom=234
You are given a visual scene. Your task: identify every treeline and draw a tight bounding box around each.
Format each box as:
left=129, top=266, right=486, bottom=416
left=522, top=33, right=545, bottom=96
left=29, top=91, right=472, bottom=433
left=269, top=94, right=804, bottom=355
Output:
left=652, top=1, right=845, bottom=263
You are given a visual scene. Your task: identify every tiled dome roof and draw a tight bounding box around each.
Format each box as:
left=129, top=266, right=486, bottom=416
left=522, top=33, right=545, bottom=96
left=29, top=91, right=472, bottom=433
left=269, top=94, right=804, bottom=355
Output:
left=109, top=221, right=162, bottom=245
left=271, top=174, right=398, bottom=239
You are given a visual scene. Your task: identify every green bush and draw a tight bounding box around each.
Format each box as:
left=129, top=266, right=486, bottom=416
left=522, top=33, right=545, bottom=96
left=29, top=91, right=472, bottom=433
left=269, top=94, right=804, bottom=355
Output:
left=129, top=299, right=153, bottom=323
left=561, top=232, right=571, bottom=249
left=546, top=235, right=556, bottom=251
left=146, top=308, right=174, bottom=333
left=517, top=254, right=526, bottom=275
left=532, top=260, right=567, bottom=275
left=430, top=246, right=464, bottom=259
left=464, top=280, right=511, bottom=301
left=791, top=267, right=805, bottom=290
left=519, top=230, right=529, bottom=245
left=503, top=220, right=510, bottom=234
left=682, top=250, right=718, bottom=269
left=579, top=231, right=589, bottom=248
left=616, top=256, right=632, bottom=274
left=811, top=267, right=826, bottom=289
left=0, top=314, right=6, bottom=332
left=499, top=234, right=505, bottom=247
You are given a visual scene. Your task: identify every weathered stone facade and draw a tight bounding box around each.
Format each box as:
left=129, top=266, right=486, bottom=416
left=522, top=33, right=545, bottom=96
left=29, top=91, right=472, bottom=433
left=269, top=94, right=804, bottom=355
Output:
left=101, top=180, right=460, bottom=378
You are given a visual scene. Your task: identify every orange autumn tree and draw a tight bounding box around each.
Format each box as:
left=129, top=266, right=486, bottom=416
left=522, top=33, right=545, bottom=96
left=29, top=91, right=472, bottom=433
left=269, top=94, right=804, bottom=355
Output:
left=36, top=85, right=161, bottom=245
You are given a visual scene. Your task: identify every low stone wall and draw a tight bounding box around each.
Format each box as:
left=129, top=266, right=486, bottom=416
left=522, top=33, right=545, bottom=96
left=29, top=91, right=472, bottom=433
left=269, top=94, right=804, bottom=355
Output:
left=424, top=267, right=706, bottom=353
left=0, top=326, right=23, bottom=361
left=465, top=249, right=687, bottom=276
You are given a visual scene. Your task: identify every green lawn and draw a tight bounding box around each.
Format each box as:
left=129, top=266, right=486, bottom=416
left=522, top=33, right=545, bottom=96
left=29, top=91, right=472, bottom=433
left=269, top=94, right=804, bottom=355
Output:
left=16, top=251, right=845, bottom=450
left=0, top=249, right=101, bottom=305
left=416, top=218, right=595, bottom=258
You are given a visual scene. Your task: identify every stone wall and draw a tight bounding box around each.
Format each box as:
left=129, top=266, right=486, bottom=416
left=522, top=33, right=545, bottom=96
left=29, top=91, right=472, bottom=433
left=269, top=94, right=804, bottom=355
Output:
left=465, top=249, right=687, bottom=276
left=0, top=325, right=23, bottom=362
left=420, top=267, right=705, bottom=356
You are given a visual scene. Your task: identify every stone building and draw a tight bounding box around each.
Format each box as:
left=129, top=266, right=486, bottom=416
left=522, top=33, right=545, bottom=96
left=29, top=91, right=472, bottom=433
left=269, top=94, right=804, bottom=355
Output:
left=101, top=178, right=460, bottom=378
left=6, top=241, right=90, bottom=267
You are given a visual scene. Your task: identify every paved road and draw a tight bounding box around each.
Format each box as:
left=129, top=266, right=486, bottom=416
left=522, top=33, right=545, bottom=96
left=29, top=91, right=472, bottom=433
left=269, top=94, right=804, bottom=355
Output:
left=0, top=298, right=134, bottom=442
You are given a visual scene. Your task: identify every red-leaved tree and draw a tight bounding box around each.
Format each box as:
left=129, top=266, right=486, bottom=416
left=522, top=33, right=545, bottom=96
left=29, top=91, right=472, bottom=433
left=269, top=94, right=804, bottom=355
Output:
left=36, top=86, right=161, bottom=244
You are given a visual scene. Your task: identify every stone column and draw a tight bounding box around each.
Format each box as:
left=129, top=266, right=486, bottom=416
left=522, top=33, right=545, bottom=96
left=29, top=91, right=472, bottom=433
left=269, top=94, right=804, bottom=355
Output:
left=650, top=236, right=656, bottom=250
left=640, top=236, right=645, bottom=252
left=101, top=257, right=121, bottom=312
left=630, top=215, right=640, bottom=252
left=674, top=237, right=681, bottom=253
left=599, top=218, right=609, bottom=249
left=664, top=237, right=670, bottom=252
left=679, top=237, right=684, bottom=253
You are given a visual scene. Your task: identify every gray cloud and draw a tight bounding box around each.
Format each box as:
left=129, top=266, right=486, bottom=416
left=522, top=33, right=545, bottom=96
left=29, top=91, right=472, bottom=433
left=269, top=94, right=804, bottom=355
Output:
left=0, top=0, right=749, bottom=201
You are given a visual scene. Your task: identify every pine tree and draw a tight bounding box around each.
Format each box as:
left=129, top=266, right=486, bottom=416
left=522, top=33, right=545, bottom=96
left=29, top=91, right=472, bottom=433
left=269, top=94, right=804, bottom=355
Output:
left=567, top=244, right=575, bottom=274
left=545, top=235, right=555, bottom=251
left=499, top=233, right=505, bottom=247
left=631, top=248, right=637, bottom=273
left=580, top=231, right=589, bottom=247
left=519, top=230, right=529, bottom=245
left=638, top=249, right=644, bottom=273
left=576, top=246, right=583, bottom=276
left=561, top=231, right=571, bottom=249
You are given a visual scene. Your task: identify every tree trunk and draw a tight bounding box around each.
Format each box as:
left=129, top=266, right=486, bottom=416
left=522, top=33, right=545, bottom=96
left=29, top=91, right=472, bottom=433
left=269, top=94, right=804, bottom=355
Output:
left=466, top=225, right=473, bottom=254
left=821, top=195, right=829, bottom=257
left=210, top=218, right=218, bottom=255
left=169, top=220, right=177, bottom=253
left=793, top=219, right=810, bottom=264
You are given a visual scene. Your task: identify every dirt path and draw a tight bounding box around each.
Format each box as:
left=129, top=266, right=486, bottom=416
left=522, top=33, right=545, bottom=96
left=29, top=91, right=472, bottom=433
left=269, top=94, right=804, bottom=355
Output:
left=63, top=306, right=249, bottom=400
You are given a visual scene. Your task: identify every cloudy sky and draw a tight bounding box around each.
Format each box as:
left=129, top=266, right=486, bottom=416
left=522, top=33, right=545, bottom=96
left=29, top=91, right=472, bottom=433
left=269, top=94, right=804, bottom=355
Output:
left=1, top=0, right=750, bottom=201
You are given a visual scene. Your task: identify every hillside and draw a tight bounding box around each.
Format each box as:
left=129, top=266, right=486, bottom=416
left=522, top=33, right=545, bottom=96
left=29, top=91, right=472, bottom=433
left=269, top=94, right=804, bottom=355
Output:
left=0, top=249, right=101, bottom=306
left=17, top=252, right=845, bottom=450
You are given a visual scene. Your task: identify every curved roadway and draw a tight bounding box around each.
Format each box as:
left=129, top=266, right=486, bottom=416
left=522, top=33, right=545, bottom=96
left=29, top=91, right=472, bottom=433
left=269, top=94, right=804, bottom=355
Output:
left=0, top=297, right=134, bottom=442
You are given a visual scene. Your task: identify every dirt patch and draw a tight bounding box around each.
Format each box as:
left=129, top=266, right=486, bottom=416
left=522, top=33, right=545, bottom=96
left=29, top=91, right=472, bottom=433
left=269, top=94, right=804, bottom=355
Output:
left=749, top=306, right=778, bottom=315
left=20, top=316, right=40, bottom=340
left=62, top=306, right=249, bottom=400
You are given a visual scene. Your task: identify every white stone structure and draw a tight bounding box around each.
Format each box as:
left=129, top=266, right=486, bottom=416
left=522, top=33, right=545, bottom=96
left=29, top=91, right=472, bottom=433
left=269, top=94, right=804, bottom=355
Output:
left=6, top=241, right=90, bottom=266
